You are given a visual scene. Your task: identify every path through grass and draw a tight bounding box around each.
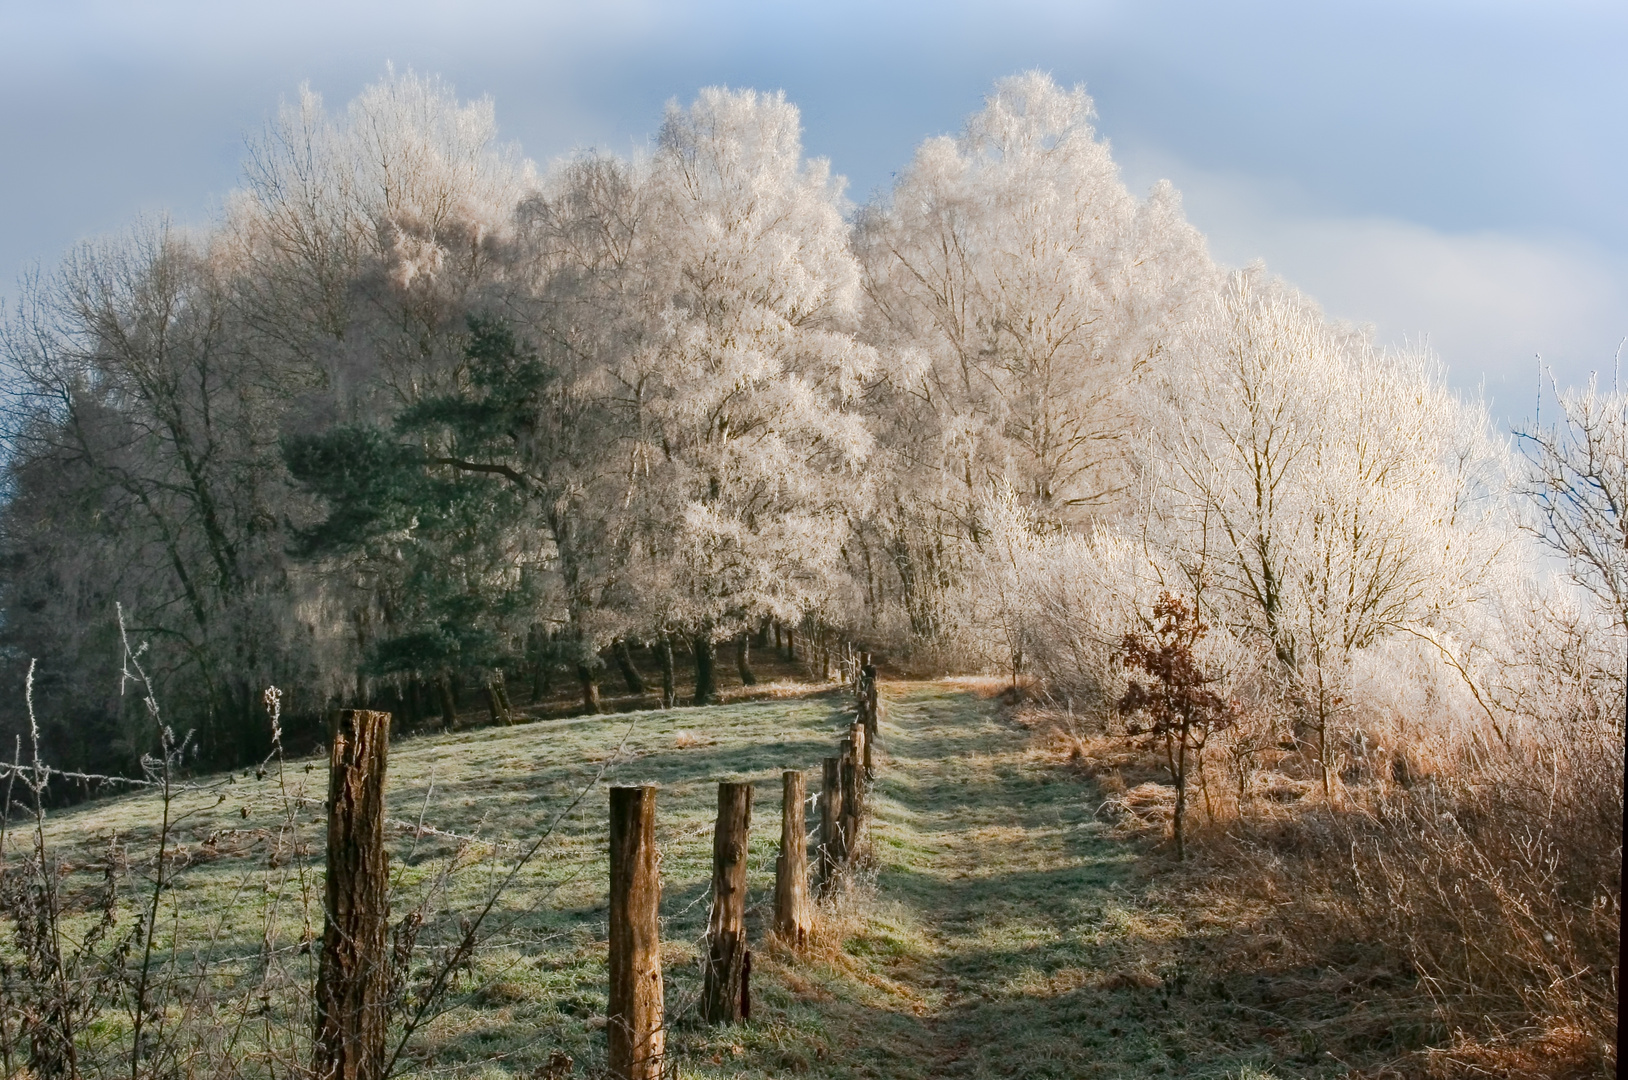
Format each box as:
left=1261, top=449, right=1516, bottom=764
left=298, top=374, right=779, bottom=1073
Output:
left=789, top=682, right=1296, bottom=1080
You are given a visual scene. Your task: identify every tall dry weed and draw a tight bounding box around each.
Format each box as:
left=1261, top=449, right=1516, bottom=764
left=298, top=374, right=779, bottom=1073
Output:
left=1191, top=686, right=1619, bottom=1075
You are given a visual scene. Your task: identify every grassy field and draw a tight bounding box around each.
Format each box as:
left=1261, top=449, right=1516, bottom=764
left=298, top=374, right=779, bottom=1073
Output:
left=18, top=680, right=1356, bottom=1079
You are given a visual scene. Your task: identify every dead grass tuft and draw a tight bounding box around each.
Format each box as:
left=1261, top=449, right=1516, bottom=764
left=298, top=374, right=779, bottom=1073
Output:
left=1422, top=1024, right=1605, bottom=1080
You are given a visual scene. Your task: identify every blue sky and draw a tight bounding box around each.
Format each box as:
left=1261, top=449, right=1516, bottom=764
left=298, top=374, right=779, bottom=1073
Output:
left=2, top=0, right=1623, bottom=424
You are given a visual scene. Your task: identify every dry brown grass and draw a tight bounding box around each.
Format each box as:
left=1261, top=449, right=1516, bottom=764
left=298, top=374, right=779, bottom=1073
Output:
left=1022, top=699, right=1622, bottom=1079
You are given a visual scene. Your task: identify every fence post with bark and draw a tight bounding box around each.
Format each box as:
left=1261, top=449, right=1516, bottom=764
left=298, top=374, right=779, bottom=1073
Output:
left=703, top=781, right=754, bottom=1024
left=818, top=755, right=844, bottom=893
left=609, top=785, right=665, bottom=1080
left=773, top=770, right=812, bottom=949
left=859, top=653, right=879, bottom=738
left=314, top=709, right=392, bottom=1080
left=849, top=721, right=868, bottom=803
left=838, top=736, right=859, bottom=878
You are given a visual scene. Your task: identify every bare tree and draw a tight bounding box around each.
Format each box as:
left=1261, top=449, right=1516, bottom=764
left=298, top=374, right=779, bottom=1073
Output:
left=1518, top=368, right=1628, bottom=633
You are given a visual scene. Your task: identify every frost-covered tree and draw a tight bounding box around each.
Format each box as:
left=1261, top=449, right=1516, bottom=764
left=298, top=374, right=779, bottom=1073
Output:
left=852, top=73, right=1212, bottom=657
left=628, top=87, right=875, bottom=701
left=229, top=67, right=534, bottom=403
left=1518, top=372, right=1628, bottom=634
left=859, top=71, right=1212, bottom=524
left=1137, top=270, right=1509, bottom=790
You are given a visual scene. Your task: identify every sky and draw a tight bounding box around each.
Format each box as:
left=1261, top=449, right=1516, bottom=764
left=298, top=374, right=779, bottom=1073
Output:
left=1, top=0, right=1623, bottom=427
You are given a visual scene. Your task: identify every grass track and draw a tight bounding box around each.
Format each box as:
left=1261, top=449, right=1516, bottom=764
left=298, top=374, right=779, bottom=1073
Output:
left=30, top=682, right=1324, bottom=1078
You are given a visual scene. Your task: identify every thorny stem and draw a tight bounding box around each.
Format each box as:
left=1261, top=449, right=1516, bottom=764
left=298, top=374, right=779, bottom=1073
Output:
left=26, top=659, right=81, bottom=1079
left=0, top=732, right=19, bottom=1075
left=120, top=606, right=176, bottom=1080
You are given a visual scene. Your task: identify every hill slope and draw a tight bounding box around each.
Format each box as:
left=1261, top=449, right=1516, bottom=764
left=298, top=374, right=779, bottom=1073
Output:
left=29, top=682, right=1324, bottom=1079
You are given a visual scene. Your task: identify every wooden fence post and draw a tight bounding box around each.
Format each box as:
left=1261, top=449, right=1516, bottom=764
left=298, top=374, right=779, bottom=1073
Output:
left=860, top=653, right=879, bottom=738
left=818, top=756, right=843, bottom=893
left=839, top=736, right=859, bottom=868
left=773, top=770, right=812, bottom=949
left=703, top=782, right=754, bottom=1024
left=849, top=721, right=868, bottom=796
left=314, top=709, right=391, bottom=1080
left=609, top=786, right=664, bottom=1080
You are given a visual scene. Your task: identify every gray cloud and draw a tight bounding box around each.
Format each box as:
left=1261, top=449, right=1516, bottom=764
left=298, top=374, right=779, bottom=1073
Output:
left=3, top=0, right=1621, bottom=417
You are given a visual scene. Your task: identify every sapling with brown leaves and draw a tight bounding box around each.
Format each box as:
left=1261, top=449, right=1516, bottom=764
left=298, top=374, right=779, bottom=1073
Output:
left=1118, top=592, right=1239, bottom=861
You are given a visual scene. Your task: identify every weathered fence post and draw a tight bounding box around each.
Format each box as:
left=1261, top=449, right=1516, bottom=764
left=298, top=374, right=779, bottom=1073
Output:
left=315, top=709, right=391, bottom=1080
left=818, top=755, right=844, bottom=893
left=839, top=736, right=860, bottom=868
left=609, top=786, right=664, bottom=1080
left=703, top=782, right=754, bottom=1024
left=854, top=651, right=870, bottom=731
left=860, top=653, right=879, bottom=738
left=849, top=721, right=869, bottom=796
left=773, top=770, right=812, bottom=948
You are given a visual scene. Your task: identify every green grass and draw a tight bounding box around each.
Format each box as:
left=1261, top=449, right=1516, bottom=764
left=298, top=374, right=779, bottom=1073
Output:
left=18, top=682, right=1352, bottom=1078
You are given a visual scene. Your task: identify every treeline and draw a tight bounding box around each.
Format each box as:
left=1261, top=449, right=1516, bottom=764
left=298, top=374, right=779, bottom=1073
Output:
left=0, top=72, right=1195, bottom=774
left=0, top=70, right=1614, bottom=797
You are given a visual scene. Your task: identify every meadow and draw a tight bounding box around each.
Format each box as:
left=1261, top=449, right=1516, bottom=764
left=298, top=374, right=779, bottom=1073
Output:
left=4, top=678, right=1480, bottom=1079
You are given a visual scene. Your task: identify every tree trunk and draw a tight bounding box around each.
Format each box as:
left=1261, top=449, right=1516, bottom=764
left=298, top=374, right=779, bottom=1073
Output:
left=614, top=639, right=647, bottom=696
left=818, top=755, right=843, bottom=894
left=753, top=619, right=770, bottom=649
left=784, top=625, right=796, bottom=662
left=1317, top=694, right=1332, bottom=801
left=1172, top=735, right=1187, bottom=862
left=532, top=656, right=550, bottom=702
left=314, top=710, right=391, bottom=1080
left=608, top=786, right=664, bottom=1080
left=485, top=674, right=512, bottom=726
left=692, top=632, right=718, bottom=706
left=658, top=633, right=676, bottom=710
left=406, top=674, right=423, bottom=730
left=703, top=782, right=753, bottom=1024
left=773, top=770, right=812, bottom=950
left=577, top=664, right=601, bottom=714
left=525, top=624, right=542, bottom=703
left=436, top=673, right=457, bottom=730
left=531, top=627, right=553, bottom=702
left=735, top=633, right=757, bottom=686
left=352, top=606, right=371, bottom=708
